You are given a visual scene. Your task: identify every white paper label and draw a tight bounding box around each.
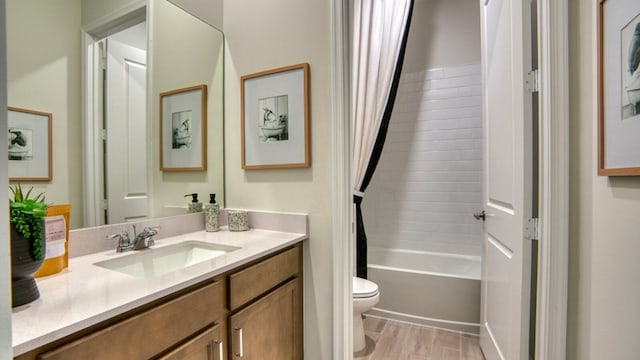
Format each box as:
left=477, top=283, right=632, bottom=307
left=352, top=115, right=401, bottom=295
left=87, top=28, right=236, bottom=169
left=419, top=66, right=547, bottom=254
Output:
left=44, top=215, right=66, bottom=259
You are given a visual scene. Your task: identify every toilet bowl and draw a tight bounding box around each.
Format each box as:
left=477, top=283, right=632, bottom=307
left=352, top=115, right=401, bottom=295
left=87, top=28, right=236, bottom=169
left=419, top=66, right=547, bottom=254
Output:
left=353, top=276, right=380, bottom=352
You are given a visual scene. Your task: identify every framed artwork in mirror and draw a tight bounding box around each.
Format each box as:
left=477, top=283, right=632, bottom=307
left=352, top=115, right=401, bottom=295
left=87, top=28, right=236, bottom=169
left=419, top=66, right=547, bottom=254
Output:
left=8, top=107, right=52, bottom=181
left=241, top=63, right=310, bottom=169
left=160, top=84, right=207, bottom=171
left=598, top=0, right=640, bottom=175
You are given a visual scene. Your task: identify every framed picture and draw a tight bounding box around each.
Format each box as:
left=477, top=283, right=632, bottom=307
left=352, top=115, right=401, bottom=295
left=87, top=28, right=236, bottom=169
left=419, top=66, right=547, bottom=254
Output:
left=241, top=63, right=310, bottom=169
left=8, top=107, right=52, bottom=181
left=598, top=0, right=640, bottom=175
left=160, top=85, right=207, bottom=171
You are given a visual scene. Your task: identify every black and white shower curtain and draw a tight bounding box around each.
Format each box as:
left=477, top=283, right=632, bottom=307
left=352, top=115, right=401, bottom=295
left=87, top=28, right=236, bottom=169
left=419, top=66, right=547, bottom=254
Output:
left=352, top=0, right=414, bottom=279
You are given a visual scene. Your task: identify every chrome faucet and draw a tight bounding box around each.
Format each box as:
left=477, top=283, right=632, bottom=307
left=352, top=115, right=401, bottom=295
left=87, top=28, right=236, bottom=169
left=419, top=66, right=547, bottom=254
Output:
left=111, top=231, right=133, bottom=252
left=110, top=225, right=159, bottom=252
left=132, top=224, right=159, bottom=250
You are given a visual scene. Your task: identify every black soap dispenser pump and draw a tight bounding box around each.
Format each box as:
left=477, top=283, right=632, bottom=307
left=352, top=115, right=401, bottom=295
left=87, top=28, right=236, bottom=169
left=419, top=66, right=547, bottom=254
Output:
left=204, top=194, right=220, bottom=232
left=184, top=193, right=203, bottom=213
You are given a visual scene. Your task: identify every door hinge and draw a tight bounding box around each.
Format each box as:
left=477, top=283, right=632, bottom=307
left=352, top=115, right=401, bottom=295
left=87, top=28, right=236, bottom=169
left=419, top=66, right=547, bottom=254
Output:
left=102, top=199, right=109, bottom=210
left=525, top=217, right=539, bottom=240
left=526, top=69, right=539, bottom=93
left=100, top=129, right=107, bottom=141
left=99, top=41, right=107, bottom=70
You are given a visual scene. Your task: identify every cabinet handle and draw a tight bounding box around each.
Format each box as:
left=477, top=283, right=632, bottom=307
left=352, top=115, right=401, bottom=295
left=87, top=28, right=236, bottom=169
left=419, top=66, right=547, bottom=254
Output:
left=233, top=327, right=244, bottom=358
left=213, top=340, right=223, bottom=360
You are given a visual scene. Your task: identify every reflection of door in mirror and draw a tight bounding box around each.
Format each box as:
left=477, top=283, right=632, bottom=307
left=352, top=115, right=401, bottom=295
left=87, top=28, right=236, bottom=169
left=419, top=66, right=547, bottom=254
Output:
left=90, top=22, right=148, bottom=226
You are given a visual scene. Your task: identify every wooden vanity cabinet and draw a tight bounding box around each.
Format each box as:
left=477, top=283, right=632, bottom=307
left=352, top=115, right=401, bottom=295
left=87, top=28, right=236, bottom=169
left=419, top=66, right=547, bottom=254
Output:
left=14, top=242, right=304, bottom=360
left=16, top=279, right=227, bottom=360
left=228, top=245, right=303, bottom=360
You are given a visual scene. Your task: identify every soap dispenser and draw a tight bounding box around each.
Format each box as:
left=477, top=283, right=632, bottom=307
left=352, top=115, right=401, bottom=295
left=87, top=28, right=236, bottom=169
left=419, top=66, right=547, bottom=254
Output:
left=204, top=194, right=220, bottom=232
left=184, top=193, right=203, bottom=213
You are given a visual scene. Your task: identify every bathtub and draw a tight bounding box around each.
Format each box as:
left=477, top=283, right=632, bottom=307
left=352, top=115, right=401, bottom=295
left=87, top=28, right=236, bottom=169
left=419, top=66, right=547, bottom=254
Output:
left=367, top=247, right=481, bottom=334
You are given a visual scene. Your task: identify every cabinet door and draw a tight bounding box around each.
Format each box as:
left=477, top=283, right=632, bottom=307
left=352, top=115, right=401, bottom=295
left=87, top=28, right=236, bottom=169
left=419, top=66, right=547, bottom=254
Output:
left=159, top=323, right=225, bottom=360
left=229, top=279, right=301, bottom=360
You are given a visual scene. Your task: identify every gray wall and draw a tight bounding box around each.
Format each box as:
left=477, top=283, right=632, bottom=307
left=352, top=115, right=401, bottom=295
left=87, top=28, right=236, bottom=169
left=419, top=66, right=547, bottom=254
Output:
left=403, top=0, right=481, bottom=73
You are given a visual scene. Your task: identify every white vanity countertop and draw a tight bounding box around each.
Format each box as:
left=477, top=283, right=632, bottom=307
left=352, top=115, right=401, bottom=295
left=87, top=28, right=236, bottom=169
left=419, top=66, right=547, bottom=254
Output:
left=12, top=228, right=307, bottom=356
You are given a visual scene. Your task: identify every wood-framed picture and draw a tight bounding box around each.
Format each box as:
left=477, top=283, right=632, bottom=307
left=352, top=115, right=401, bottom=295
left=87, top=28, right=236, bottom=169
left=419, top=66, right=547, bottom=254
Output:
left=8, top=107, right=52, bottom=181
left=241, top=63, right=310, bottom=169
left=160, top=84, right=207, bottom=171
left=598, top=0, right=640, bottom=175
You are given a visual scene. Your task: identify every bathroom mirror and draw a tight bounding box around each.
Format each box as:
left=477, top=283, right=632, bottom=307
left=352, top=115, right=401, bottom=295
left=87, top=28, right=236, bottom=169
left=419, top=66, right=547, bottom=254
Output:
left=6, top=0, right=224, bottom=230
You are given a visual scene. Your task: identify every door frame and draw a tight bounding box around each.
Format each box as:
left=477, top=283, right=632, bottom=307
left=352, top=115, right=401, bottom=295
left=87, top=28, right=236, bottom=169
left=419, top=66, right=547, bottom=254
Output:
left=81, top=2, right=146, bottom=227
left=329, top=0, right=569, bottom=358
left=331, top=0, right=353, bottom=358
left=534, top=0, right=569, bottom=358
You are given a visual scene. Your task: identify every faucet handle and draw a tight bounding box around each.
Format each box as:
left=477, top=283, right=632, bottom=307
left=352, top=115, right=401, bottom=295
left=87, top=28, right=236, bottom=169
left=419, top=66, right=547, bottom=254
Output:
left=110, top=232, right=133, bottom=252
left=144, top=226, right=159, bottom=235
left=143, top=227, right=159, bottom=247
left=109, top=232, right=128, bottom=241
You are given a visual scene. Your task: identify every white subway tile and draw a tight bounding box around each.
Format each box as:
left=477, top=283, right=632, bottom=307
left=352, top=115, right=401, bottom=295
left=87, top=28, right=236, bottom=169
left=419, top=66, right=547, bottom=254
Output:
left=430, top=75, right=482, bottom=90
left=443, top=64, right=482, bottom=78
left=402, top=181, right=482, bottom=193
left=417, top=96, right=481, bottom=111
left=422, top=68, right=444, bottom=80
left=364, top=64, right=484, bottom=256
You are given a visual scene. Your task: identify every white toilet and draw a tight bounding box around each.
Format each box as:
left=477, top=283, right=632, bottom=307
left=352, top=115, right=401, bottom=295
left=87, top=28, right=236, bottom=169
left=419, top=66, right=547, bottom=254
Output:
left=353, top=276, right=380, bottom=352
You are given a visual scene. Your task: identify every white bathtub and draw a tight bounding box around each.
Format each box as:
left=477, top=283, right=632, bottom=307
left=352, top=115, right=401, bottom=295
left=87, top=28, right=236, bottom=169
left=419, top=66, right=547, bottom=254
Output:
left=367, top=247, right=481, bottom=334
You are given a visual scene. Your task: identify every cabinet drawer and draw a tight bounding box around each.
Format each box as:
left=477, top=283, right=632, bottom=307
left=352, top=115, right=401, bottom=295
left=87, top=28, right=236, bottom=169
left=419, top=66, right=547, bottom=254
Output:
left=229, top=246, right=299, bottom=310
left=38, top=280, right=224, bottom=360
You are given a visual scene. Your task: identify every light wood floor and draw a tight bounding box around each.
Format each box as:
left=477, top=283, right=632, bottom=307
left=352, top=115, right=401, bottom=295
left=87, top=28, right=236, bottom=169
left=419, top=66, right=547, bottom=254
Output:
left=354, top=316, right=485, bottom=360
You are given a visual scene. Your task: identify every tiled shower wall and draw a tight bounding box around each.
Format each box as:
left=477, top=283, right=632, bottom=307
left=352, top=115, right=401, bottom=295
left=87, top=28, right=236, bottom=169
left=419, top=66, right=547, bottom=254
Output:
left=362, top=64, right=483, bottom=256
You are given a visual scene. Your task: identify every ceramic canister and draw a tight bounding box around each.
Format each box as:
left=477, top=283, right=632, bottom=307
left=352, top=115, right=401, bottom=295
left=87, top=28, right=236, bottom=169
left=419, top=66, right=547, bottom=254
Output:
left=227, top=210, right=249, bottom=231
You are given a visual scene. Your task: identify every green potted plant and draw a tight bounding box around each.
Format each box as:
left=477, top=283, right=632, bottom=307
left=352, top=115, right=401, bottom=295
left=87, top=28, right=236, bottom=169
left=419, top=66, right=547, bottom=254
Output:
left=9, top=184, right=47, bottom=307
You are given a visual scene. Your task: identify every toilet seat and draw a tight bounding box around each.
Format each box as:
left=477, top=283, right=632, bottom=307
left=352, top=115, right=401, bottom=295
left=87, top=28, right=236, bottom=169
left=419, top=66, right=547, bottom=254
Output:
left=353, top=277, right=379, bottom=299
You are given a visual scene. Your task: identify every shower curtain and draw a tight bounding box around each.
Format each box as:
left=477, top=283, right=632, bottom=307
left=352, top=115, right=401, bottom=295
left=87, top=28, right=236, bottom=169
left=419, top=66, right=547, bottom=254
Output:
left=352, top=0, right=414, bottom=278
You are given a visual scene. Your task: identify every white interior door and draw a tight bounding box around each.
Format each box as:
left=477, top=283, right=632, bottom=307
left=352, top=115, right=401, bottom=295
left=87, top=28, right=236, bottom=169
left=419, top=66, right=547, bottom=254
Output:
left=105, top=39, right=148, bottom=224
left=479, top=0, right=533, bottom=359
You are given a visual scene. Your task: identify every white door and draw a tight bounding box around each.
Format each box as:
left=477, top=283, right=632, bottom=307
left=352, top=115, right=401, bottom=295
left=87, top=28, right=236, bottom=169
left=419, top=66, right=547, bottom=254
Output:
left=479, top=0, right=533, bottom=359
left=105, top=39, right=148, bottom=224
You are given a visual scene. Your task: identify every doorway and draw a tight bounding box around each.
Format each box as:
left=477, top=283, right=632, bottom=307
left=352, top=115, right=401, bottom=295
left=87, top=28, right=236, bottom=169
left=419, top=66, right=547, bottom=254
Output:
left=331, top=0, right=569, bottom=359
left=83, top=14, right=149, bottom=227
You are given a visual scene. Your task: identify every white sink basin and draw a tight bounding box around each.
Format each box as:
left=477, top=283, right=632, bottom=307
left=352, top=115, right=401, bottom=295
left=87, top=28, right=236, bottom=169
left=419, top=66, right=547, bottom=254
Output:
left=94, top=241, right=240, bottom=278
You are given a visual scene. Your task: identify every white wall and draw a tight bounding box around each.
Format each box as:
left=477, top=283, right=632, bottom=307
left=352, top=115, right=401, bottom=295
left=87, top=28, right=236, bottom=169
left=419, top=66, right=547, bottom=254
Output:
left=403, top=0, right=481, bottom=73
left=363, top=64, right=483, bottom=256
left=167, top=0, right=223, bottom=31
left=7, top=0, right=83, bottom=229
left=567, top=0, right=640, bottom=358
left=1, top=0, right=12, bottom=356
left=223, top=0, right=333, bottom=358
left=82, top=0, right=141, bottom=26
